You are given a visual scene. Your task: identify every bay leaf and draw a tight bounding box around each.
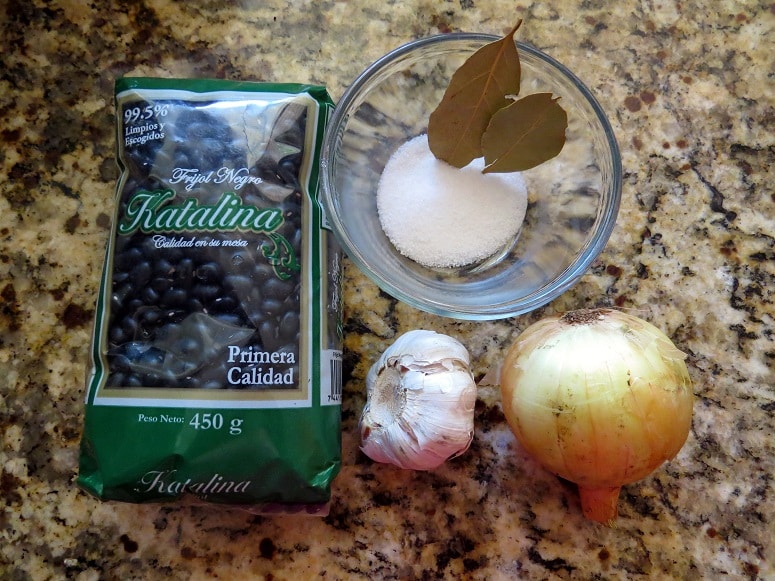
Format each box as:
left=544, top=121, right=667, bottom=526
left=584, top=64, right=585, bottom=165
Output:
left=481, top=92, right=568, bottom=173
left=427, top=22, right=522, bottom=168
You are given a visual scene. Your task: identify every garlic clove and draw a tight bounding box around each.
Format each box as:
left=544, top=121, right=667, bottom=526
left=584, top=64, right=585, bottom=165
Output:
left=359, top=330, right=477, bottom=471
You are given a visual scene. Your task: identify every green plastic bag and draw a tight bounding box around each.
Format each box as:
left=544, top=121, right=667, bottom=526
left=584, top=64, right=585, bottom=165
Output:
left=78, top=78, right=342, bottom=514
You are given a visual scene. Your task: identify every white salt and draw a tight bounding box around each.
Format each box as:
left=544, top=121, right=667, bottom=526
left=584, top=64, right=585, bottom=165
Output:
left=376, top=134, right=528, bottom=268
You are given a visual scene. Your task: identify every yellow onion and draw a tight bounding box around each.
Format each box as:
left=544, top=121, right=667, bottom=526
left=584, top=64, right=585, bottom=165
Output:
left=500, top=308, right=694, bottom=525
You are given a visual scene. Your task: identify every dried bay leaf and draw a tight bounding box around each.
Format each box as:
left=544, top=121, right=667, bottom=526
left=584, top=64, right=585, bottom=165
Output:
left=427, top=22, right=522, bottom=168
left=481, top=93, right=568, bottom=173
left=426, top=21, right=569, bottom=176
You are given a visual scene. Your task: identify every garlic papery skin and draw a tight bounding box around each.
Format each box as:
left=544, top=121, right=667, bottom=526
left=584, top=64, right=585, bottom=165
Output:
left=500, top=308, right=694, bottom=525
left=359, top=330, right=477, bottom=471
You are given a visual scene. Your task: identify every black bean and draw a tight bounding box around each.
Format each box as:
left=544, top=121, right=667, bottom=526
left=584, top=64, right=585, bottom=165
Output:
left=290, top=229, right=302, bottom=254
left=109, top=326, right=127, bottom=345
left=144, top=373, right=165, bottom=388
left=195, top=262, right=221, bottom=283
left=121, top=315, right=139, bottom=339
left=283, top=291, right=300, bottom=312
left=141, top=286, right=160, bottom=304
left=201, top=380, right=224, bottom=390
left=163, top=309, right=188, bottom=325
left=212, top=313, right=243, bottom=327
left=124, top=374, right=144, bottom=388
left=111, top=283, right=133, bottom=311
left=103, top=96, right=312, bottom=390
left=259, top=320, right=282, bottom=351
left=209, top=295, right=238, bottom=313
left=165, top=248, right=184, bottom=264
left=130, top=261, right=153, bottom=287
left=151, top=277, right=172, bottom=293
left=138, top=347, right=165, bottom=367
left=176, top=258, right=195, bottom=281
left=260, top=298, right=284, bottom=318
left=176, top=336, right=201, bottom=357
left=113, top=271, right=130, bottom=284
left=263, top=278, right=293, bottom=300
left=107, top=372, right=126, bottom=387
left=195, top=361, right=232, bottom=389
left=154, top=258, right=173, bottom=275
left=229, top=251, right=252, bottom=274
left=192, top=283, right=220, bottom=301
left=278, top=154, right=301, bottom=187
left=140, top=308, right=161, bottom=324
left=279, top=311, right=299, bottom=341
left=115, top=246, right=143, bottom=271
left=253, top=263, right=275, bottom=284
left=224, top=274, right=257, bottom=297
left=110, top=353, right=132, bottom=370
left=180, top=376, right=200, bottom=389
left=161, top=288, right=188, bottom=308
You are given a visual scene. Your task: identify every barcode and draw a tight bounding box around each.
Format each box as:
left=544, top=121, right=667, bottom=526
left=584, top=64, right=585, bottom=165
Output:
left=321, top=350, right=342, bottom=406
left=329, top=359, right=342, bottom=401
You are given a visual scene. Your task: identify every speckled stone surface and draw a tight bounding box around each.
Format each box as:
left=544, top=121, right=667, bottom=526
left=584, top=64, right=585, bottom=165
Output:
left=1, top=0, right=774, bottom=579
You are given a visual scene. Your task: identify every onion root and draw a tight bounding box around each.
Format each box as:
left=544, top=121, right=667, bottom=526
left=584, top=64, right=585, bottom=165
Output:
left=578, top=485, right=621, bottom=526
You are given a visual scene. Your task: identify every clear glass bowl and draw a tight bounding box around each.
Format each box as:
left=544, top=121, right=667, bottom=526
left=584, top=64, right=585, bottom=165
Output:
left=320, top=33, right=622, bottom=320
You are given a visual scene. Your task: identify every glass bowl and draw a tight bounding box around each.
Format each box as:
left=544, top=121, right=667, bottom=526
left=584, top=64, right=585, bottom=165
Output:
left=320, top=33, right=622, bottom=320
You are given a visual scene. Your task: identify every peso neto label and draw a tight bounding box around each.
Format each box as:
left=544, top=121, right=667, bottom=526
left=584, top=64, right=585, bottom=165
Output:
left=78, top=78, right=342, bottom=513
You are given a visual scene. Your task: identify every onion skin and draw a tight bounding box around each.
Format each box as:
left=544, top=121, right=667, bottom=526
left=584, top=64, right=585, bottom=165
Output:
left=500, top=308, right=694, bottom=525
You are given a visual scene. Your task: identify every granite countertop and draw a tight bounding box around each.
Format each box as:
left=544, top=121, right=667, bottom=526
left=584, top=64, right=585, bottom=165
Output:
left=1, top=0, right=773, bottom=579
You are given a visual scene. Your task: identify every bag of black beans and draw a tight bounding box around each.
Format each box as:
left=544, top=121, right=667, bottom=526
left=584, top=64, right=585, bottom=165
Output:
left=78, top=78, right=343, bottom=514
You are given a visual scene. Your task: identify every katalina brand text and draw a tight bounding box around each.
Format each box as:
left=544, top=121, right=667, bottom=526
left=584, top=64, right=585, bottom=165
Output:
left=170, top=167, right=264, bottom=191
left=118, top=190, right=284, bottom=235
left=136, top=470, right=252, bottom=496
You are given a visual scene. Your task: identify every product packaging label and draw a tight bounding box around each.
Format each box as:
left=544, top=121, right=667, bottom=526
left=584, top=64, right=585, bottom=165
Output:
left=78, top=78, right=342, bottom=514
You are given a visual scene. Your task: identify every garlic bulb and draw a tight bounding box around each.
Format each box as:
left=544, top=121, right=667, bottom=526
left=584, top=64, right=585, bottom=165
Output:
left=359, top=330, right=477, bottom=470
left=500, top=308, right=694, bottom=525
